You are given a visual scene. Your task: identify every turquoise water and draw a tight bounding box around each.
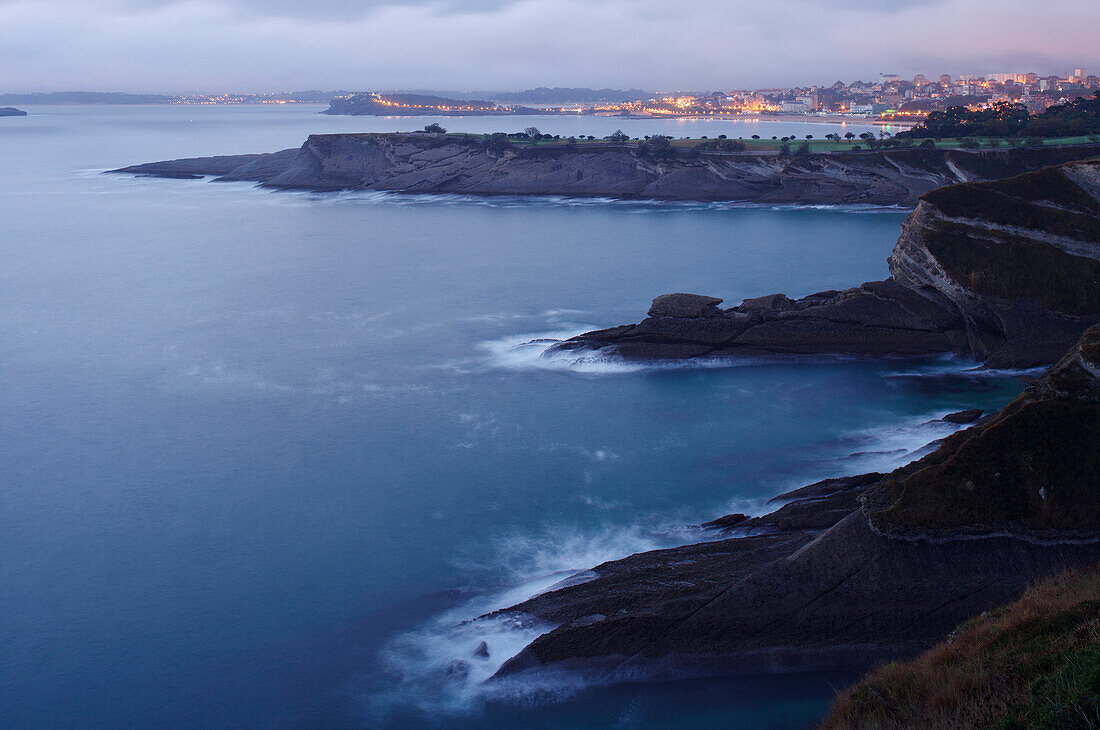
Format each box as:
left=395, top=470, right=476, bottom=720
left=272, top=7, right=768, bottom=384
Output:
left=0, top=106, right=1023, bottom=728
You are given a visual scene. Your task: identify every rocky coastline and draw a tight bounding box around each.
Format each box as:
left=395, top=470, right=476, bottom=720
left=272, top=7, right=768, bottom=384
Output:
left=483, top=160, right=1100, bottom=693
left=112, top=132, right=1100, bottom=207
left=111, top=138, right=1100, bottom=706
left=553, top=159, right=1100, bottom=369
left=487, top=322, right=1100, bottom=688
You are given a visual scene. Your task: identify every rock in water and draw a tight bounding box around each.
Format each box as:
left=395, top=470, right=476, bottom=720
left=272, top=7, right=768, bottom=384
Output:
left=555, top=159, right=1100, bottom=369
left=489, top=327, right=1100, bottom=684
left=940, top=409, right=983, bottom=424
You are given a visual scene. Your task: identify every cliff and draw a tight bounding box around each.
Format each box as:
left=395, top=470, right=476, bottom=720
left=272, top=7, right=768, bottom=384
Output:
left=822, top=564, right=1100, bottom=729
left=557, top=159, right=1100, bottom=368
left=487, top=326, right=1100, bottom=686
left=113, top=133, right=1100, bottom=207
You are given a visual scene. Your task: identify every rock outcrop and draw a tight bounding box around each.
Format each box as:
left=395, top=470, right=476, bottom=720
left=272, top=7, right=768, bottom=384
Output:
left=0, top=107, right=27, bottom=117
left=555, top=159, right=1100, bottom=368
left=487, top=326, right=1100, bottom=685
left=112, top=133, right=1100, bottom=207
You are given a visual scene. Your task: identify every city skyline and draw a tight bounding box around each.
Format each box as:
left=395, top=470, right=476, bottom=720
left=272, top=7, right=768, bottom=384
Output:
left=1, top=0, right=1098, bottom=93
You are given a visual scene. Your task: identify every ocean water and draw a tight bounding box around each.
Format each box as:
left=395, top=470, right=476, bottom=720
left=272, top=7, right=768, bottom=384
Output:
left=0, top=105, right=1025, bottom=728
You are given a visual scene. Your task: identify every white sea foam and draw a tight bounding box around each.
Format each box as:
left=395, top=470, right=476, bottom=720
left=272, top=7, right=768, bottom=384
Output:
left=479, top=329, right=649, bottom=374
left=830, top=409, right=982, bottom=475
left=883, top=355, right=1043, bottom=381
left=478, top=329, right=783, bottom=375
left=367, top=521, right=701, bottom=719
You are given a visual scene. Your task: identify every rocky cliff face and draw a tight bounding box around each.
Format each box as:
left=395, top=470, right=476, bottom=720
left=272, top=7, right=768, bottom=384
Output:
left=888, top=163, right=1100, bottom=366
left=485, top=326, right=1100, bottom=687
left=557, top=159, right=1100, bottom=368
left=114, top=133, right=1100, bottom=206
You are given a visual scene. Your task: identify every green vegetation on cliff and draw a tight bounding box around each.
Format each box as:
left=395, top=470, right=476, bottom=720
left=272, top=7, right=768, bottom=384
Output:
left=867, top=326, right=1100, bottom=536
left=899, top=92, right=1100, bottom=140
left=915, top=162, right=1100, bottom=319
left=924, top=221, right=1100, bottom=317
left=822, top=565, right=1100, bottom=730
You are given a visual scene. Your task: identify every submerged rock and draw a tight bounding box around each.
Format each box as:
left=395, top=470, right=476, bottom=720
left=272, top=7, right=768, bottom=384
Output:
left=939, top=408, right=983, bottom=424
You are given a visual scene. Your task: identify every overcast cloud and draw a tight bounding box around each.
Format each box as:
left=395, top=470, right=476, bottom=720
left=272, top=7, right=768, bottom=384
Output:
left=0, top=0, right=1096, bottom=92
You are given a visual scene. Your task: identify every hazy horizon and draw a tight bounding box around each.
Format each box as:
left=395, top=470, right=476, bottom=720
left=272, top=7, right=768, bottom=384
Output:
left=1, top=0, right=1098, bottom=94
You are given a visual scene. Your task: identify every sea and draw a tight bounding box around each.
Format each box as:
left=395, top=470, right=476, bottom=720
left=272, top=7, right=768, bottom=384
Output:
left=0, top=105, right=1027, bottom=728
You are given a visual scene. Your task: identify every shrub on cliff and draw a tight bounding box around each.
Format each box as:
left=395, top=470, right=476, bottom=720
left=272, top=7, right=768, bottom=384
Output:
left=821, top=564, right=1100, bottom=730
left=636, top=134, right=674, bottom=160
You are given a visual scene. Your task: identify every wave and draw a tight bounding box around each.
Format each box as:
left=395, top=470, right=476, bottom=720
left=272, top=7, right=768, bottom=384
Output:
left=479, top=330, right=649, bottom=374
left=366, top=521, right=701, bottom=720
left=829, top=410, right=973, bottom=474
left=163, top=182, right=908, bottom=214
left=478, top=331, right=905, bottom=376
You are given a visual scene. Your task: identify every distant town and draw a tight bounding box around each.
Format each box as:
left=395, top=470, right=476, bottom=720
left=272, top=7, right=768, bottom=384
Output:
left=2, top=67, right=1096, bottom=122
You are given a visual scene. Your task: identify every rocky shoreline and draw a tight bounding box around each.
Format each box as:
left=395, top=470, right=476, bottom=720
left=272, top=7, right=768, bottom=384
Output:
left=553, top=159, right=1100, bottom=369
left=479, top=160, right=1100, bottom=692
left=111, top=138, right=1100, bottom=705
left=486, top=323, right=1100, bottom=686
left=112, top=132, right=1100, bottom=207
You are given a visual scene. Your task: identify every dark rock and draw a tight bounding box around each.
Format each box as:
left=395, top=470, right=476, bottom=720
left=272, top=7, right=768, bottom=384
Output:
left=701, top=513, right=748, bottom=530
left=0, top=107, right=27, bottom=117
left=489, top=328, right=1100, bottom=684
left=940, top=409, right=983, bottom=424
left=553, top=159, right=1100, bottom=369
left=473, top=640, right=490, bottom=659
left=647, top=293, right=723, bottom=318
left=555, top=281, right=968, bottom=361
left=735, top=293, right=797, bottom=313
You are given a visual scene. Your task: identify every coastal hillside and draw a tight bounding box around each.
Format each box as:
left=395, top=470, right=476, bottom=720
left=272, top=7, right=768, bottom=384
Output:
left=487, top=325, right=1100, bottom=688
left=0, top=107, right=27, bottom=117
left=557, top=159, right=1100, bottom=367
left=114, top=133, right=1100, bottom=206
left=822, top=565, right=1100, bottom=730
left=865, top=324, right=1100, bottom=539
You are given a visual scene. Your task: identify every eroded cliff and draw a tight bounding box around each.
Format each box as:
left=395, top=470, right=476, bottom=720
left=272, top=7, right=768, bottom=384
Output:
left=114, top=133, right=1100, bottom=206
left=487, top=327, right=1100, bottom=685
left=557, top=159, right=1100, bottom=368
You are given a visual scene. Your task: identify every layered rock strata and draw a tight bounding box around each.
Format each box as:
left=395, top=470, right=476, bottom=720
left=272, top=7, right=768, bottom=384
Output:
left=114, top=133, right=1100, bottom=207
left=555, top=160, right=1100, bottom=368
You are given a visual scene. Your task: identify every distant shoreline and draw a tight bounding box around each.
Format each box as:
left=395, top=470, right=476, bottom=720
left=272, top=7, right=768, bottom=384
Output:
left=601, top=112, right=911, bottom=128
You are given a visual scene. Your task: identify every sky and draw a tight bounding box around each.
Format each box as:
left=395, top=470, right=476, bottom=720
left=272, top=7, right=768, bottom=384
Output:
left=1, top=0, right=1098, bottom=93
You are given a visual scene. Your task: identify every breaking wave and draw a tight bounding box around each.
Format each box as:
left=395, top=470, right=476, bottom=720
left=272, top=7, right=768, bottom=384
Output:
left=366, top=521, right=701, bottom=721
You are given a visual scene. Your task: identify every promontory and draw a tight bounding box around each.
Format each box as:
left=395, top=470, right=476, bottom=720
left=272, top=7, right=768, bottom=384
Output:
left=113, top=132, right=1100, bottom=207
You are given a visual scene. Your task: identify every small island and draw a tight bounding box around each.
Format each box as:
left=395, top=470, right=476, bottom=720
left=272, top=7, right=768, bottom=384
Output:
left=0, top=106, right=27, bottom=117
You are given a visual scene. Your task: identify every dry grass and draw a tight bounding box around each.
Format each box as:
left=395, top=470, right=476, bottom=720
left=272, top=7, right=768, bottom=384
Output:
left=821, top=564, right=1100, bottom=729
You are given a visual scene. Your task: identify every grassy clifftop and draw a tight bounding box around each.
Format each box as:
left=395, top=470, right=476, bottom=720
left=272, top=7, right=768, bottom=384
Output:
left=822, top=565, right=1100, bottom=730
left=920, top=160, right=1100, bottom=318
left=865, top=325, right=1100, bottom=537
